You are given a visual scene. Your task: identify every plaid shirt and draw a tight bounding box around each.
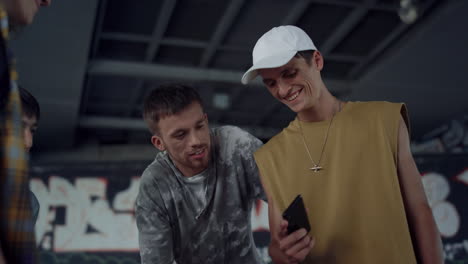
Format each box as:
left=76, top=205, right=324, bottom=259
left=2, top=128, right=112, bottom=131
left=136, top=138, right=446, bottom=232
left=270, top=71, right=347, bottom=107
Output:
left=0, top=6, right=38, bottom=264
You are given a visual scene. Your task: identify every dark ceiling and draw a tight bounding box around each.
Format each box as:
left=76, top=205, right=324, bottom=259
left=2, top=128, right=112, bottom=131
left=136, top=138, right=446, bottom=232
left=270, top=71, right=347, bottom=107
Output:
left=11, top=0, right=467, bottom=152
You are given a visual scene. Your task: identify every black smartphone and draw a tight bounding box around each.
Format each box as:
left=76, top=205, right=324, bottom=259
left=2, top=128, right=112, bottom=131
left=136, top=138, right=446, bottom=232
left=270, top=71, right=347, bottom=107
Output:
left=282, top=194, right=311, bottom=235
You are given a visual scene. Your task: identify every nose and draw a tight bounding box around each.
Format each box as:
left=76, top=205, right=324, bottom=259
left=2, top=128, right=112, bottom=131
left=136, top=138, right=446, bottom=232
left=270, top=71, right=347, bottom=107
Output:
left=188, top=131, right=202, bottom=147
left=277, top=79, right=291, bottom=98
left=23, top=129, right=33, bottom=152
left=40, top=0, right=51, bottom=7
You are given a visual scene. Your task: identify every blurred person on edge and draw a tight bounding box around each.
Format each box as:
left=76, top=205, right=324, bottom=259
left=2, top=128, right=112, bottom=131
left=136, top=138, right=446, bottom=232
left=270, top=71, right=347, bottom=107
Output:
left=0, top=0, right=51, bottom=263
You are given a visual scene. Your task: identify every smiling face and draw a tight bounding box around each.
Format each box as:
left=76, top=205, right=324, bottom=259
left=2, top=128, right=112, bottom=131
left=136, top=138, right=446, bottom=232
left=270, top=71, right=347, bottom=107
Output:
left=151, top=102, right=211, bottom=177
left=258, top=51, right=325, bottom=114
left=3, top=0, right=51, bottom=25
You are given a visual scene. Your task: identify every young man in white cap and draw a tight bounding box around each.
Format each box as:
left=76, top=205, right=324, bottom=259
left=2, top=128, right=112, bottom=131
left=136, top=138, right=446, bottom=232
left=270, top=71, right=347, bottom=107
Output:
left=242, top=25, right=443, bottom=264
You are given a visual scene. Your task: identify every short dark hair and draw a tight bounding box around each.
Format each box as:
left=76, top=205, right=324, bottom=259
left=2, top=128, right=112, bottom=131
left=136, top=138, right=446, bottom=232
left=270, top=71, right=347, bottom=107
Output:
left=295, top=49, right=316, bottom=65
left=19, top=86, right=40, bottom=120
left=143, top=84, right=204, bottom=134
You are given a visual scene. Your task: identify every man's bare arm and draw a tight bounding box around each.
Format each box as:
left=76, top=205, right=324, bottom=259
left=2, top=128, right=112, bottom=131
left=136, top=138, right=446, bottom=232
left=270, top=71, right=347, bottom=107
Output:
left=259, top=172, right=314, bottom=264
left=397, top=117, right=444, bottom=264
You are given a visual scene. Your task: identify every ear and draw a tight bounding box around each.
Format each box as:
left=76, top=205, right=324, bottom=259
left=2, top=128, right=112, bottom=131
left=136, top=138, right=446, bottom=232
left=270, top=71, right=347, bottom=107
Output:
left=151, top=135, right=166, bottom=151
left=204, top=113, right=208, bottom=123
left=312, top=51, right=324, bottom=71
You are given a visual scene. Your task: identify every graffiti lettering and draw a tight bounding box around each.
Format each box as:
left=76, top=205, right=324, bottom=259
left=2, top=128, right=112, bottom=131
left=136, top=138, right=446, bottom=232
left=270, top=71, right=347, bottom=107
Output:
left=31, top=176, right=269, bottom=252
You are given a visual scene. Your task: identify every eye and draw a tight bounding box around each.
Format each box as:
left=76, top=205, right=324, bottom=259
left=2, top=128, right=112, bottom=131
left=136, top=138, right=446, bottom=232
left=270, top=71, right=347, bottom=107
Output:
left=196, top=123, right=205, bottom=129
left=264, top=80, right=276, bottom=88
left=174, top=132, right=185, bottom=139
left=283, top=69, right=297, bottom=79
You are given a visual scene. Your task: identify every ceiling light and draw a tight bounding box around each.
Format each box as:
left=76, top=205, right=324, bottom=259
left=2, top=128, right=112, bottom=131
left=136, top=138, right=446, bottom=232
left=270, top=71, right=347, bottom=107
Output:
left=399, top=0, right=419, bottom=24
left=213, top=93, right=230, bottom=110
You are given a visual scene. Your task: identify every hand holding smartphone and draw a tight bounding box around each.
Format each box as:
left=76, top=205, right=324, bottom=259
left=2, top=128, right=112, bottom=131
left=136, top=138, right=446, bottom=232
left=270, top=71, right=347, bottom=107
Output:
left=282, top=194, right=311, bottom=235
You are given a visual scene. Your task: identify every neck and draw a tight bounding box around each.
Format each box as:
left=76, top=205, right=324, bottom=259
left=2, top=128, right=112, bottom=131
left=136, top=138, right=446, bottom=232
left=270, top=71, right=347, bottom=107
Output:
left=297, top=91, right=340, bottom=122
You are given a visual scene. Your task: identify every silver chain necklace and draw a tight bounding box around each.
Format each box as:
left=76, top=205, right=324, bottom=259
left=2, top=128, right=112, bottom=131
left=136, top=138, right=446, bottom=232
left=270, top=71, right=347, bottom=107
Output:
left=298, top=100, right=341, bottom=172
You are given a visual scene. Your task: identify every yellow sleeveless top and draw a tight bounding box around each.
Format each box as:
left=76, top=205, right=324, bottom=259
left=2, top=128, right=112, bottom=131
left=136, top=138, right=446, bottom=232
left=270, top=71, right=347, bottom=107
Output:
left=254, top=101, right=416, bottom=264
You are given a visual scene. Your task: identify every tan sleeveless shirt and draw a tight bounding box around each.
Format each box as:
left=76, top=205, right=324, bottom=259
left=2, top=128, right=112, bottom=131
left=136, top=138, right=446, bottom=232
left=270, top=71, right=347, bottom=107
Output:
left=254, top=101, right=416, bottom=264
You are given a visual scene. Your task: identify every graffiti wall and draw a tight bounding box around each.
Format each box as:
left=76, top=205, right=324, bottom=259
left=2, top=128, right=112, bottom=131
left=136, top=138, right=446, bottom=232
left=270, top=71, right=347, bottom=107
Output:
left=30, top=162, right=270, bottom=264
left=417, top=155, right=468, bottom=263
left=30, top=155, right=468, bottom=263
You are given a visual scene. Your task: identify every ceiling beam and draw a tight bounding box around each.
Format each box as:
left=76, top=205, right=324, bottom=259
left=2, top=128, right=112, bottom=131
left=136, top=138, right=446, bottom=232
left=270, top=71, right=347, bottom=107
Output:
left=347, top=0, right=440, bottom=79
left=199, top=0, right=246, bottom=67
left=309, top=0, right=358, bottom=8
left=160, top=37, right=207, bottom=48
left=80, top=77, right=93, bottom=116
left=145, top=0, right=178, bottom=61
left=99, top=33, right=151, bottom=117
left=98, top=32, right=359, bottom=63
left=88, top=59, right=244, bottom=84
left=90, top=0, right=107, bottom=57
left=219, top=44, right=362, bottom=62
left=124, top=80, right=145, bottom=117
left=101, top=32, right=151, bottom=43
left=87, top=59, right=352, bottom=94
left=131, top=0, right=179, bottom=117
left=79, top=116, right=281, bottom=139
left=325, top=54, right=361, bottom=62
left=81, top=116, right=148, bottom=130
left=83, top=0, right=107, bottom=116
left=320, top=0, right=376, bottom=55
left=308, top=0, right=395, bottom=11
left=282, top=0, right=312, bottom=25
left=348, top=23, right=408, bottom=79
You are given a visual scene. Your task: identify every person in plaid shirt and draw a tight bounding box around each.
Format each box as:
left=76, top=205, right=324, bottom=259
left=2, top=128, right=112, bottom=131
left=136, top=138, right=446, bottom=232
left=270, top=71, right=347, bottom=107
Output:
left=0, top=0, right=51, bottom=263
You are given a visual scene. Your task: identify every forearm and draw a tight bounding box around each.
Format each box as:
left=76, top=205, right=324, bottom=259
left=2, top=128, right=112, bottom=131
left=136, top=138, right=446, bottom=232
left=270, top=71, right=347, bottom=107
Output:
left=409, top=204, right=444, bottom=264
left=135, top=204, right=174, bottom=264
left=396, top=118, right=444, bottom=264
left=138, top=234, right=175, bottom=264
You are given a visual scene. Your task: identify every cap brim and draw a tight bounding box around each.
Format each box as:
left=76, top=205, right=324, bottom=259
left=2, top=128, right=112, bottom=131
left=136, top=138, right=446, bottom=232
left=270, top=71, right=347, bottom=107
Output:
left=241, top=50, right=297, bottom=84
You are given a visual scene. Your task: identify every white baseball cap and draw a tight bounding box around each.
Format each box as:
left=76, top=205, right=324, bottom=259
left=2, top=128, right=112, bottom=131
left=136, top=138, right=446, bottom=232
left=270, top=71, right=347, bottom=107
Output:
left=241, top=25, right=317, bottom=85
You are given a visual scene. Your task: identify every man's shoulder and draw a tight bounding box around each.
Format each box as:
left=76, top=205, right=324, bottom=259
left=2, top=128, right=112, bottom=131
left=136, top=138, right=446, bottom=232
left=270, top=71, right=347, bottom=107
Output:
left=213, top=125, right=251, bottom=139
left=139, top=154, right=172, bottom=186
left=137, top=154, right=175, bottom=207
left=213, top=125, right=261, bottom=145
left=349, top=101, right=403, bottom=111
left=255, top=124, right=291, bottom=159
left=212, top=125, right=262, bottom=163
left=347, top=101, right=407, bottom=135
left=348, top=101, right=404, bottom=112
left=347, top=101, right=405, bottom=119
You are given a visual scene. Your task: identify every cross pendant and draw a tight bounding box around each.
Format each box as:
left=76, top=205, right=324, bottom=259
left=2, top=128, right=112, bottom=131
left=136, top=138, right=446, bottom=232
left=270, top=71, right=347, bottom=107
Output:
left=309, top=165, right=322, bottom=172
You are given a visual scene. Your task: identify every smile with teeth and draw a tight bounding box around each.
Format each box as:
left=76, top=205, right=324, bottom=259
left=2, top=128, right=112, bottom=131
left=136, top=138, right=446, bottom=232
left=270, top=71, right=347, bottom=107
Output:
left=285, top=89, right=302, bottom=101
left=190, top=148, right=205, bottom=156
left=193, top=149, right=203, bottom=155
